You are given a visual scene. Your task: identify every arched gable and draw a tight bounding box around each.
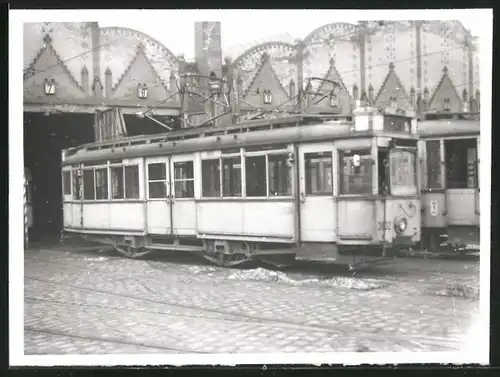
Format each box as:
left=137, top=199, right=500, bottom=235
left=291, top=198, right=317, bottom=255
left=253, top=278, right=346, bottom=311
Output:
left=427, top=66, right=463, bottom=113
left=99, top=27, right=179, bottom=91
left=23, top=22, right=93, bottom=86
left=24, top=35, right=86, bottom=101
left=303, top=22, right=360, bottom=45
left=302, top=23, right=361, bottom=100
left=231, top=41, right=298, bottom=107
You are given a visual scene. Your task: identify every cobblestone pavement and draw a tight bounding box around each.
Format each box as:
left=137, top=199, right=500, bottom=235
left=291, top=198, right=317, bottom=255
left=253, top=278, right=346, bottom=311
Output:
left=23, top=247, right=480, bottom=355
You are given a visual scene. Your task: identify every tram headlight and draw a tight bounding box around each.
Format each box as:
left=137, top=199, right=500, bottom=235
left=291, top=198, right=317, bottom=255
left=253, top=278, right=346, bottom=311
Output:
left=394, top=217, right=408, bottom=234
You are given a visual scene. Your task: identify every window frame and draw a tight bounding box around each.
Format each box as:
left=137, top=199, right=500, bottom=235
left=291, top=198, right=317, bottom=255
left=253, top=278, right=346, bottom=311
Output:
left=79, top=162, right=109, bottom=201
left=267, top=151, right=293, bottom=197
left=338, top=148, right=373, bottom=196
left=172, top=159, right=195, bottom=199
left=444, top=137, right=479, bottom=190
left=94, top=166, right=109, bottom=201
left=200, top=147, right=292, bottom=200
left=62, top=170, right=72, bottom=196
left=244, top=154, right=268, bottom=198
left=243, top=148, right=292, bottom=199
left=109, top=162, right=141, bottom=201
left=201, top=158, right=222, bottom=198
left=221, top=154, right=243, bottom=198
left=82, top=167, right=96, bottom=200
left=304, top=151, right=334, bottom=196
left=123, top=164, right=140, bottom=200
left=147, top=161, right=169, bottom=200
left=389, top=148, right=419, bottom=196
left=71, top=166, right=83, bottom=200
left=425, top=139, right=444, bottom=190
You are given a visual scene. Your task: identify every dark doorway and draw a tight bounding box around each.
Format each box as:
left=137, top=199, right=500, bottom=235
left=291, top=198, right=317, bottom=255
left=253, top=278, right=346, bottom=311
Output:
left=23, top=112, right=94, bottom=241
left=444, top=138, right=478, bottom=189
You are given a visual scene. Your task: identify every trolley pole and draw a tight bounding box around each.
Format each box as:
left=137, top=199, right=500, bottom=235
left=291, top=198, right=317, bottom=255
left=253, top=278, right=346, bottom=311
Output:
left=23, top=174, right=29, bottom=250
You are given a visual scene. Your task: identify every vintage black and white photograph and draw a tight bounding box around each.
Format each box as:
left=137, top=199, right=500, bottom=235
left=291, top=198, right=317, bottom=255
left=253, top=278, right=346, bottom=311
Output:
left=9, top=8, right=491, bottom=366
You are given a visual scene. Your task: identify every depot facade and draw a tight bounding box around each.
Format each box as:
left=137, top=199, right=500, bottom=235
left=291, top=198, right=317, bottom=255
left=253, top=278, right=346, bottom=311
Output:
left=23, top=20, right=481, bottom=125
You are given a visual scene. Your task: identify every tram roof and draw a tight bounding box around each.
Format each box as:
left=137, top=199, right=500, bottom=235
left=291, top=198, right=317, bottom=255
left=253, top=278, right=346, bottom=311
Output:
left=84, top=114, right=353, bottom=149
left=62, top=119, right=418, bottom=166
left=65, top=114, right=352, bottom=155
left=418, top=119, right=480, bottom=138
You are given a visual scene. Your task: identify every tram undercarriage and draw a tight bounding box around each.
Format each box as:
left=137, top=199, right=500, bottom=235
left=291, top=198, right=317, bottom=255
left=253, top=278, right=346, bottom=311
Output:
left=63, top=230, right=404, bottom=271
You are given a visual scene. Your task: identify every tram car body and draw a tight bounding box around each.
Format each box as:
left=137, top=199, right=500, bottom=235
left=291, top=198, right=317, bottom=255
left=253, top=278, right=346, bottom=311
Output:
left=24, top=167, right=34, bottom=231
left=61, top=108, right=421, bottom=268
left=418, top=115, right=480, bottom=252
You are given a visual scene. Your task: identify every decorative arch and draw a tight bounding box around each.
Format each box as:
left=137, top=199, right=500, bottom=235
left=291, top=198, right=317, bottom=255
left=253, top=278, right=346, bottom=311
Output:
left=420, top=20, right=472, bottom=46
left=99, top=26, right=179, bottom=63
left=303, top=22, right=360, bottom=45
left=361, top=20, right=414, bottom=36
left=232, top=41, right=297, bottom=68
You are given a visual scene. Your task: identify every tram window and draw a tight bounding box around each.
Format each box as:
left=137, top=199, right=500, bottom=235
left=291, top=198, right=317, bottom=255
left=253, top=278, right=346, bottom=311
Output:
left=174, top=161, right=194, bottom=198
left=62, top=171, right=71, bottom=195
left=305, top=152, right=332, bottom=195
left=202, top=159, right=221, bottom=197
left=390, top=149, right=417, bottom=195
left=95, top=168, right=108, bottom=200
left=339, top=150, right=372, bottom=195
left=83, top=170, right=95, bottom=200
left=148, top=163, right=166, bottom=181
left=125, top=165, right=140, bottom=199
left=148, top=163, right=167, bottom=198
left=246, top=155, right=267, bottom=197
left=222, top=157, right=242, bottom=197
left=111, top=166, right=124, bottom=199
left=445, top=138, right=478, bottom=189
left=378, top=150, right=389, bottom=194
left=73, top=171, right=82, bottom=200
left=426, top=140, right=442, bottom=189
left=268, top=154, right=292, bottom=196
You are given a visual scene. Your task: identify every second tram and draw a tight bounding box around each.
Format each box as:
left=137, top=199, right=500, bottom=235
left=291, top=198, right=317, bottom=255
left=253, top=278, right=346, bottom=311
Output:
left=418, top=114, right=480, bottom=252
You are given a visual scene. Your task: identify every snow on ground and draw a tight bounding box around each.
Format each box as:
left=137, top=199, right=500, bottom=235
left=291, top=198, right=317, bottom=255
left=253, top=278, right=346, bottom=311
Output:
left=186, top=266, right=218, bottom=275
left=83, top=256, right=109, bottom=262
left=227, top=268, right=387, bottom=290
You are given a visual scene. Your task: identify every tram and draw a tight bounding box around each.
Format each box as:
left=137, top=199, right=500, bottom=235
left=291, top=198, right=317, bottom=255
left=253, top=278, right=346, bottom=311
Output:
left=60, top=106, right=421, bottom=269
left=418, top=113, right=480, bottom=252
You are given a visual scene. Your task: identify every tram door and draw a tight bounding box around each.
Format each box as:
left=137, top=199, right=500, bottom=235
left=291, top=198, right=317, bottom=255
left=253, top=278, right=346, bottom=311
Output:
left=169, top=156, right=197, bottom=236
left=298, top=144, right=336, bottom=242
left=444, top=138, right=479, bottom=227
left=145, top=157, right=172, bottom=235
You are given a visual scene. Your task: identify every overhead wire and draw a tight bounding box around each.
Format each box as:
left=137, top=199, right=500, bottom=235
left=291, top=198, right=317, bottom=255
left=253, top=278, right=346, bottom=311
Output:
left=23, top=25, right=480, bottom=119
left=24, top=34, right=131, bottom=78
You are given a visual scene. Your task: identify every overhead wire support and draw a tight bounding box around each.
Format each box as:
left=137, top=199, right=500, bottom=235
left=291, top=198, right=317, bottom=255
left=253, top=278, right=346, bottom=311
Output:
left=143, top=113, right=174, bottom=131
left=176, top=72, right=233, bottom=128
left=251, top=76, right=342, bottom=118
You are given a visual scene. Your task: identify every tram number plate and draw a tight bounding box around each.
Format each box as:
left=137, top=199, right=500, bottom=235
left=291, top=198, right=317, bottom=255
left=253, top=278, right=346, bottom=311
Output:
left=378, top=221, right=392, bottom=231
left=430, top=200, right=438, bottom=216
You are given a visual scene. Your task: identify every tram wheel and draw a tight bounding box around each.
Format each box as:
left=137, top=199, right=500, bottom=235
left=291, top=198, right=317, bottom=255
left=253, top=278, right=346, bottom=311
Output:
left=114, top=245, right=152, bottom=259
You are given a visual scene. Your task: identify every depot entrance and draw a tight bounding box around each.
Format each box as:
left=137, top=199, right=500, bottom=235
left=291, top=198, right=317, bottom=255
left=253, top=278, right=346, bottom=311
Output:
left=24, top=111, right=168, bottom=243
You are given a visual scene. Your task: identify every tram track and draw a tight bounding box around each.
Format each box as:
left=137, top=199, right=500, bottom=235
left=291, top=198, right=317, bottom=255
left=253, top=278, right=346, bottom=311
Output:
left=26, top=246, right=475, bottom=286
left=24, top=327, right=201, bottom=354
left=25, top=253, right=478, bottom=332
left=33, top=242, right=479, bottom=283
left=24, top=275, right=466, bottom=351
left=26, top=253, right=478, bottom=310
